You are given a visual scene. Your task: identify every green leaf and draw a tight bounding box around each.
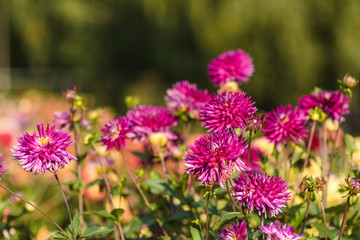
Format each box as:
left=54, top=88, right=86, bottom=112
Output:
left=48, top=232, right=70, bottom=240
left=289, top=203, right=306, bottom=228
left=81, top=226, right=113, bottom=238
left=248, top=230, right=262, bottom=240
left=124, top=216, right=142, bottom=236
left=85, top=179, right=104, bottom=189
left=168, top=209, right=192, bottom=221
left=83, top=210, right=116, bottom=220
left=190, top=226, right=202, bottom=240
left=213, top=211, right=243, bottom=229
left=344, top=133, right=356, bottom=156
left=142, top=179, right=187, bottom=203
left=179, top=174, right=189, bottom=193
left=312, top=222, right=338, bottom=239
left=77, top=152, right=88, bottom=163
left=291, top=151, right=305, bottom=165
left=111, top=208, right=124, bottom=223
left=72, top=213, right=82, bottom=237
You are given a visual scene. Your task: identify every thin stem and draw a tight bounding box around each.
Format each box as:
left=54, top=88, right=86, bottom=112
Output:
left=159, top=151, right=169, bottom=183
left=321, top=124, right=328, bottom=209
left=261, top=214, right=264, bottom=240
left=302, top=121, right=316, bottom=178
left=206, top=192, right=210, bottom=240
left=328, top=99, right=345, bottom=181
left=98, top=157, right=124, bottom=240
left=54, top=173, right=76, bottom=240
left=338, top=197, right=350, bottom=240
left=119, top=152, right=169, bottom=237
left=315, top=189, right=327, bottom=240
left=301, top=196, right=312, bottom=234
left=225, top=181, right=239, bottom=225
left=0, top=184, right=72, bottom=240
left=246, top=131, right=252, bottom=195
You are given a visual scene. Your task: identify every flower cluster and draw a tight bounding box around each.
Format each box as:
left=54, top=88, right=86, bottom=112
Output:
left=218, top=221, right=247, bottom=240
left=165, top=80, right=213, bottom=120
left=12, top=123, right=76, bottom=175
left=101, top=116, right=133, bottom=151
left=208, top=49, right=254, bottom=87
left=127, top=105, right=178, bottom=147
left=260, top=221, right=303, bottom=240
left=232, top=172, right=291, bottom=218
left=184, top=132, right=249, bottom=189
left=298, top=90, right=350, bottom=121
left=200, top=91, right=257, bottom=133
left=262, top=105, right=308, bottom=147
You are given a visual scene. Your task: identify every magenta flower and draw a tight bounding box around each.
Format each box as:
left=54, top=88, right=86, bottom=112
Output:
left=54, top=111, right=70, bottom=131
left=101, top=116, right=133, bottom=151
left=0, top=154, right=7, bottom=181
left=218, top=221, right=247, bottom=240
left=298, top=90, right=350, bottom=121
left=184, top=132, right=250, bottom=189
left=260, top=221, right=303, bottom=240
left=200, top=91, right=257, bottom=133
left=165, top=80, right=213, bottom=120
left=126, top=105, right=178, bottom=147
left=262, top=105, right=308, bottom=147
left=208, top=49, right=254, bottom=87
left=232, top=172, right=291, bottom=218
left=12, top=123, right=76, bottom=175
left=241, top=146, right=264, bottom=172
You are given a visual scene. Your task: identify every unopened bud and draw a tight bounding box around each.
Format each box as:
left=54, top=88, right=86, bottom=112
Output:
left=217, top=81, right=240, bottom=94
left=309, top=107, right=327, bottom=123
left=349, top=178, right=360, bottom=194
left=343, top=74, right=358, bottom=88
left=149, top=132, right=168, bottom=147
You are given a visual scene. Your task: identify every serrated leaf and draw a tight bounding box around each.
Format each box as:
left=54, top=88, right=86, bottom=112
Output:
left=213, top=211, right=243, bottom=229
left=85, top=179, right=104, bottom=189
left=190, top=226, right=202, bottom=240
left=80, top=226, right=113, bottom=238
left=83, top=210, right=116, bottom=220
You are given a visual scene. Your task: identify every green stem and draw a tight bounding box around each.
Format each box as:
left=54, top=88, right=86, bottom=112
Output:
left=118, top=152, right=169, bottom=237
left=301, top=196, right=311, bottom=234
left=338, top=197, right=350, bottom=240
left=98, top=157, right=124, bottom=240
left=315, top=189, right=327, bottom=240
left=0, top=184, right=72, bottom=240
left=225, top=181, right=239, bottom=225
left=54, top=173, right=76, bottom=240
left=206, top=192, right=210, bottom=240
left=246, top=131, right=252, bottom=195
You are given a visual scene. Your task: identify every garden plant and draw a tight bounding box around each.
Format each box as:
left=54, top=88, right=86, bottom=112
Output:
left=0, top=49, right=359, bottom=239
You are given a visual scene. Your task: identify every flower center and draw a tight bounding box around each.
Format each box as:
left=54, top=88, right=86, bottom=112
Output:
left=39, top=137, right=51, bottom=145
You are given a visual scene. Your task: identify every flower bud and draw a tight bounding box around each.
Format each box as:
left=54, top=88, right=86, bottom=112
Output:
left=217, top=81, right=240, bottom=93
left=349, top=177, right=360, bottom=194
left=246, top=114, right=265, bottom=132
left=343, top=74, right=358, bottom=88
left=149, top=132, right=168, bottom=147
left=309, top=106, right=327, bottom=122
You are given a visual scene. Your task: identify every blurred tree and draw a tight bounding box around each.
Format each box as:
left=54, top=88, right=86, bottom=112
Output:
left=5, top=0, right=360, bottom=132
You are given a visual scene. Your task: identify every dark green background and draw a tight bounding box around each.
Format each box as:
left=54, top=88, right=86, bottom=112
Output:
left=1, top=0, right=360, bottom=132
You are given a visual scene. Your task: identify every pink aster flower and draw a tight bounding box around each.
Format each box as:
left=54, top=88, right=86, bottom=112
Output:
left=184, top=132, right=250, bottom=189
left=232, top=172, right=291, bottom=218
left=126, top=105, right=178, bottom=147
left=200, top=91, right=257, bottom=133
left=0, top=154, right=7, bottom=181
left=218, top=221, right=247, bottom=240
left=208, top=49, right=254, bottom=87
left=54, top=111, right=71, bottom=131
left=101, top=116, right=133, bottom=151
left=262, top=105, right=308, bottom=147
left=260, top=221, right=303, bottom=240
left=165, top=80, right=213, bottom=120
left=12, top=123, right=76, bottom=175
left=298, top=90, right=350, bottom=121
